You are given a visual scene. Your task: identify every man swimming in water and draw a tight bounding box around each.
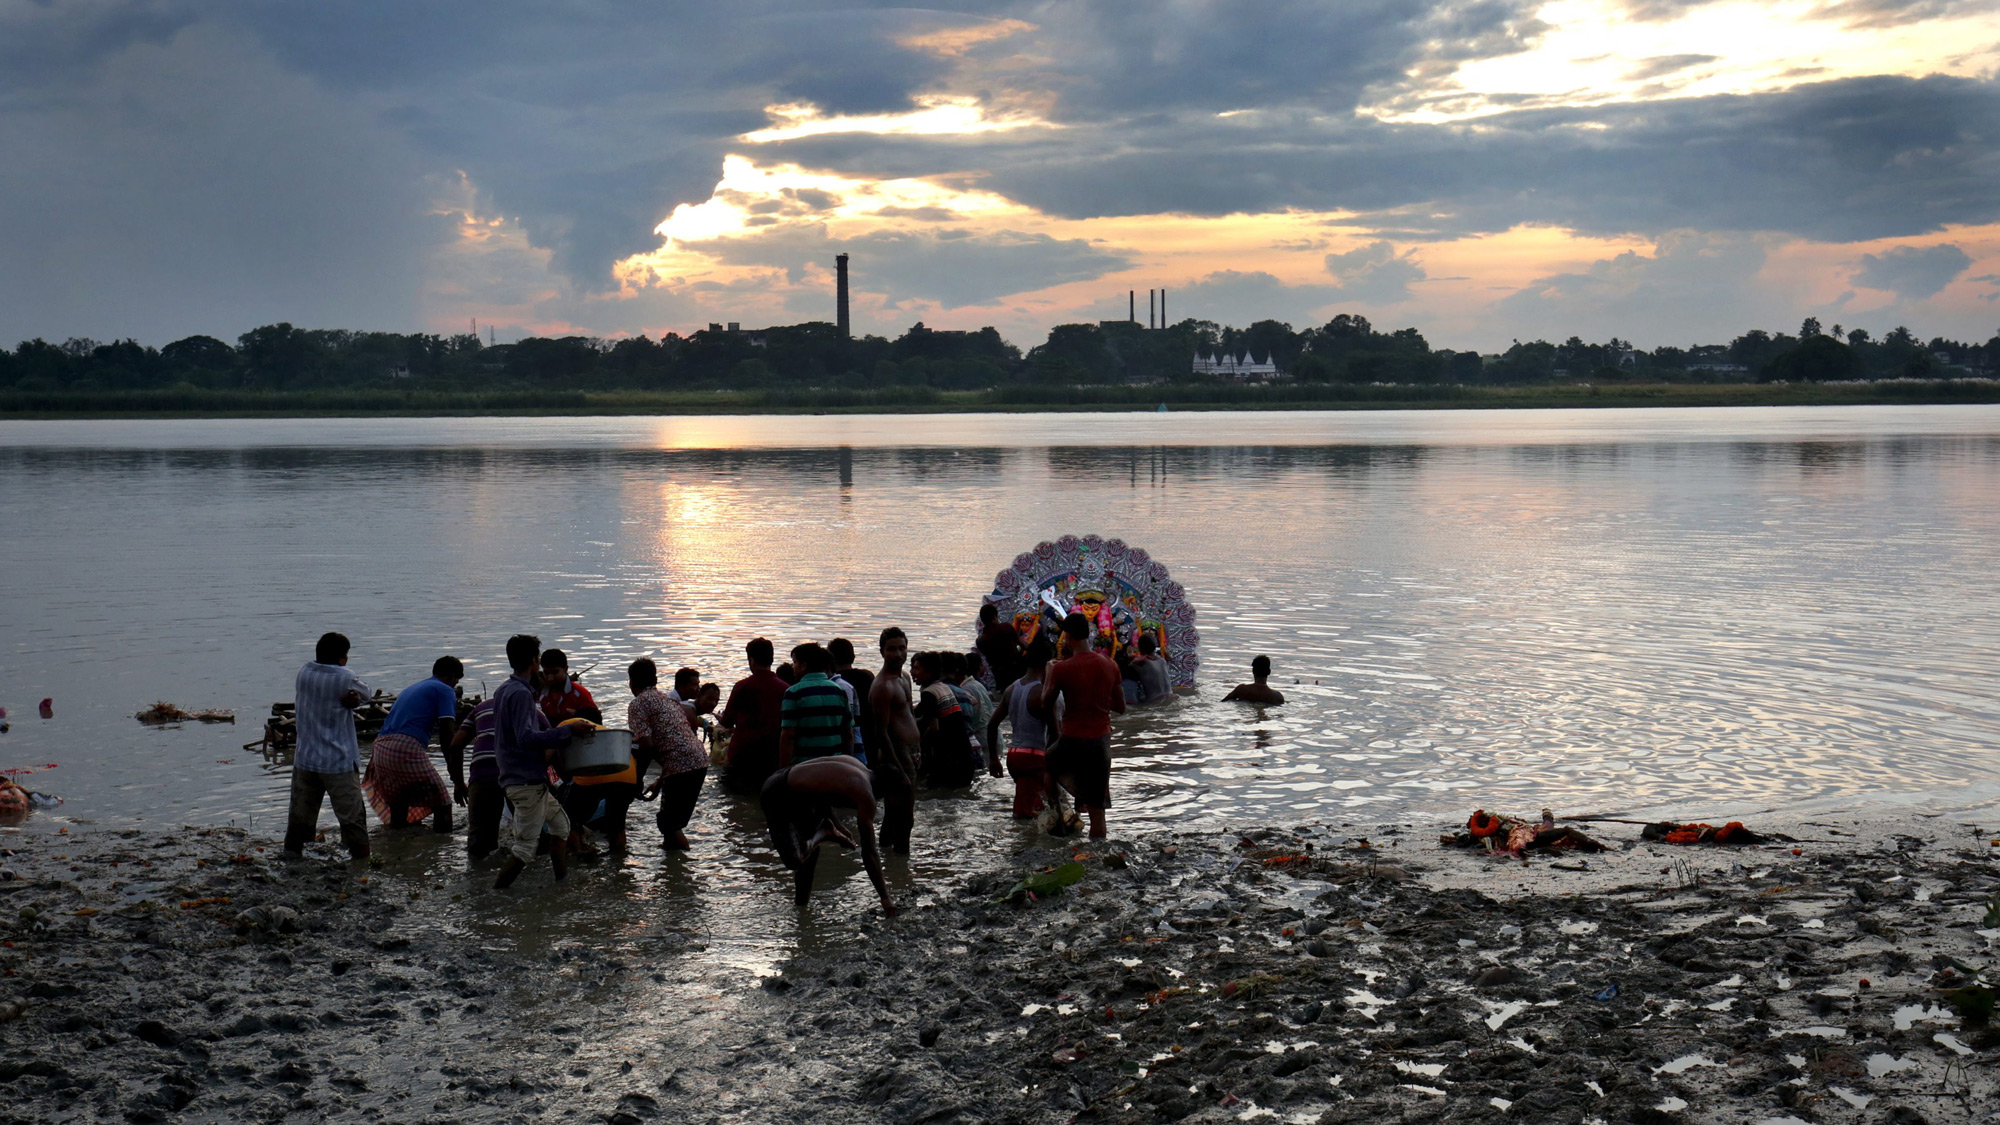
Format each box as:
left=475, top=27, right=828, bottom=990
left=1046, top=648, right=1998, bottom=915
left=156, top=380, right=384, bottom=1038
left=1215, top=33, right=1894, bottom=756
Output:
left=1222, top=655, right=1287, bottom=705
left=760, top=755, right=896, bottom=916
left=868, top=627, right=921, bottom=854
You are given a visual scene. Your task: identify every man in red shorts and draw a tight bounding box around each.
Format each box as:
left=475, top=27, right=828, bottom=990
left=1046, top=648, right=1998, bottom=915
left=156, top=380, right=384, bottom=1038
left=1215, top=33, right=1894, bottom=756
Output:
left=1038, top=612, right=1126, bottom=839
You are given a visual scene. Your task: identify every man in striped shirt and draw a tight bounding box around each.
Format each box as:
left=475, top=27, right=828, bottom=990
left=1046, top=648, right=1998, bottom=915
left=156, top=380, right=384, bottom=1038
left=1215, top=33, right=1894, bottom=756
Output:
left=778, top=644, right=853, bottom=766
left=283, top=632, right=371, bottom=860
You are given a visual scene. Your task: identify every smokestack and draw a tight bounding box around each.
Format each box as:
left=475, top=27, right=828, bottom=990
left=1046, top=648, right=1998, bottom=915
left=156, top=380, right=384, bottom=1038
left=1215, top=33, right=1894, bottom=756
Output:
left=836, top=253, right=851, bottom=338
left=1160, top=288, right=1166, bottom=328
left=1129, top=290, right=1135, bottom=323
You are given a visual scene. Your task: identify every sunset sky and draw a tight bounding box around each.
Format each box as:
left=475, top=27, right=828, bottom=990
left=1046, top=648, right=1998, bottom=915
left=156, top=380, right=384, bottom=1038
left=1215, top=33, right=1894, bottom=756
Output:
left=3, top=0, right=1996, bottom=351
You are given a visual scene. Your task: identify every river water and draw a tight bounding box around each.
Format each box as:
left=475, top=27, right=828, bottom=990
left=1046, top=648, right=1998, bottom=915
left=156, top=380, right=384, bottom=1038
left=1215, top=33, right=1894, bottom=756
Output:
left=3, top=406, right=1999, bottom=966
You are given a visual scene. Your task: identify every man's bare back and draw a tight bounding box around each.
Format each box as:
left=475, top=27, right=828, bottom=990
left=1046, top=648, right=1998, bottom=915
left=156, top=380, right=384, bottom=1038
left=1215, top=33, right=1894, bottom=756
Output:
left=1222, top=682, right=1286, bottom=705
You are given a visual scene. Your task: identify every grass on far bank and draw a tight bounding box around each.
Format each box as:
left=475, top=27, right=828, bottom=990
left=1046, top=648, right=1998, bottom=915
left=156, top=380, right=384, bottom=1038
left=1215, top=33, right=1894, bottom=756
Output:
left=1, top=378, right=1997, bottom=419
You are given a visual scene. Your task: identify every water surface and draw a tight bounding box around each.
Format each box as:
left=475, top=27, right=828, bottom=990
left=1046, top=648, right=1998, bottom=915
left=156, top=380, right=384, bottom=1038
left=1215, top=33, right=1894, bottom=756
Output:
left=3, top=406, right=1998, bottom=962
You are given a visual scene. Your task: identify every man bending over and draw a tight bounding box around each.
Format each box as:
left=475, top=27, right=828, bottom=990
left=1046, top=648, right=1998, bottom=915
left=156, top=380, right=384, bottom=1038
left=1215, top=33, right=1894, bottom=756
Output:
left=760, top=755, right=896, bottom=916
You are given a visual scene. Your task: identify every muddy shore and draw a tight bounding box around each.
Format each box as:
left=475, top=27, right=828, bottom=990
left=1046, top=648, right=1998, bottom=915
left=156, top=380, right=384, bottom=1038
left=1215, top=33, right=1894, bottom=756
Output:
left=1, top=814, right=1996, bottom=1124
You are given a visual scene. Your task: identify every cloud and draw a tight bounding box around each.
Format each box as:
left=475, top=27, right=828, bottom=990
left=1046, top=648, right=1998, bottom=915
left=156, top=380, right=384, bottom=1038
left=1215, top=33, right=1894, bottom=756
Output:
left=0, top=21, right=432, bottom=344
left=1323, top=242, right=1427, bottom=302
left=1810, top=0, right=2000, bottom=30
left=680, top=223, right=1131, bottom=310
left=211, top=1, right=1003, bottom=293
left=1170, top=270, right=1340, bottom=329
left=2, top=0, right=1996, bottom=346
left=904, top=74, right=2000, bottom=244
left=1488, top=232, right=1797, bottom=345
left=1851, top=243, right=1973, bottom=298
left=820, top=228, right=1130, bottom=311
left=1625, top=53, right=1716, bottom=81
left=1013, top=0, right=1547, bottom=121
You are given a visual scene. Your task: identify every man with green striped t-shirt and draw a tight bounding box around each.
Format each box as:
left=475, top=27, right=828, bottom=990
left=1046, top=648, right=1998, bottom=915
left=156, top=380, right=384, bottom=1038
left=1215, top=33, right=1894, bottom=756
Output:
left=778, top=643, right=854, bottom=766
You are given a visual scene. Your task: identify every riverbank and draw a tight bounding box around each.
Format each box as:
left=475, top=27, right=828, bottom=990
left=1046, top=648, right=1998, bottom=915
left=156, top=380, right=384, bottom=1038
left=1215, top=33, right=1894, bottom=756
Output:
left=1, top=811, right=1994, bottom=1124
left=2, top=379, right=1997, bottom=418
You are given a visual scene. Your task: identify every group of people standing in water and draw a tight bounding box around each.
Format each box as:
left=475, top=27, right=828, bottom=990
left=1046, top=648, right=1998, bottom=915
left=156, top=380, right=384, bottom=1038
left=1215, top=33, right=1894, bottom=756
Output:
left=284, top=609, right=1278, bottom=913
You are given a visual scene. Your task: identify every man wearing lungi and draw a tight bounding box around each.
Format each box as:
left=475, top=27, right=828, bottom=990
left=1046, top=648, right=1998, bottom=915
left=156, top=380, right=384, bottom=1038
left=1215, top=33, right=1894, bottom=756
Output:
left=363, top=656, right=464, bottom=832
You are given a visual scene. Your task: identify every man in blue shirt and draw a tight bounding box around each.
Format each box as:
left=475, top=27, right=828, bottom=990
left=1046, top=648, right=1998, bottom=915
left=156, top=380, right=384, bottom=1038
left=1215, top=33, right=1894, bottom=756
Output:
left=363, top=656, right=464, bottom=833
left=492, top=633, right=592, bottom=889
left=283, top=632, right=371, bottom=860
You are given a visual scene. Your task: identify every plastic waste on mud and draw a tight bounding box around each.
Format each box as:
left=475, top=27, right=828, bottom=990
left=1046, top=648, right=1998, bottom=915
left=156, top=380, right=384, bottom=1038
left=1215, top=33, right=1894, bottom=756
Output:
left=1442, top=809, right=1607, bottom=858
left=1641, top=820, right=1780, bottom=845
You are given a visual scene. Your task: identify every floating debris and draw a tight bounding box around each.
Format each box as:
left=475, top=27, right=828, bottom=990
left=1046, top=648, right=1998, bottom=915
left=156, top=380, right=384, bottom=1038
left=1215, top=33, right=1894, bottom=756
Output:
left=136, top=701, right=235, bottom=725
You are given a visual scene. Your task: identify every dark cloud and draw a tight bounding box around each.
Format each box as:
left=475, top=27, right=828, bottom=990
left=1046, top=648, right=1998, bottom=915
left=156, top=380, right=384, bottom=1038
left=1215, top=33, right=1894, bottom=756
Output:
left=810, top=74, right=2000, bottom=244
left=1014, top=0, right=1546, bottom=121
left=163, top=2, right=993, bottom=292
left=0, top=0, right=194, bottom=94
left=1323, top=242, right=1427, bottom=302
left=1852, top=243, right=1973, bottom=298
left=0, top=22, right=431, bottom=344
left=1625, top=54, right=1717, bottom=81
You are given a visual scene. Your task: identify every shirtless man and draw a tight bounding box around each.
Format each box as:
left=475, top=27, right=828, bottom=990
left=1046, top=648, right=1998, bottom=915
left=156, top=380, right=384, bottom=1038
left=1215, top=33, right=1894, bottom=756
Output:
left=760, top=755, right=896, bottom=915
left=1222, top=655, right=1287, bottom=705
left=868, top=626, right=921, bottom=854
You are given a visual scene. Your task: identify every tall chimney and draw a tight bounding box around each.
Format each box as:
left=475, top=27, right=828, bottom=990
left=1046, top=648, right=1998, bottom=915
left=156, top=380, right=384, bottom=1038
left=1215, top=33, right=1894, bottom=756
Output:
left=1160, top=288, right=1166, bottom=328
left=836, top=253, right=851, bottom=338
left=1129, top=290, right=1135, bottom=323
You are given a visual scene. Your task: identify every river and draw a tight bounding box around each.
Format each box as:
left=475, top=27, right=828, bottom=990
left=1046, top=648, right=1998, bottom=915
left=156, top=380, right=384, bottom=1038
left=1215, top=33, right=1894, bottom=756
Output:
left=2, top=405, right=1998, bottom=960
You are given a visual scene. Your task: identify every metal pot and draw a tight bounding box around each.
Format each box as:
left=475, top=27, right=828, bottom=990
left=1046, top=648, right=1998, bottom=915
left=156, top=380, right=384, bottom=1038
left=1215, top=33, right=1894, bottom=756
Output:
left=563, top=727, right=633, bottom=777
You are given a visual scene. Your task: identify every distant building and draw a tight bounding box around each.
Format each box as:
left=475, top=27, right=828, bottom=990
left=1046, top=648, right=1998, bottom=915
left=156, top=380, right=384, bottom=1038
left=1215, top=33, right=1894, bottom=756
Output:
left=1192, top=352, right=1283, bottom=382
left=1686, top=360, right=1749, bottom=374
left=705, top=322, right=769, bottom=347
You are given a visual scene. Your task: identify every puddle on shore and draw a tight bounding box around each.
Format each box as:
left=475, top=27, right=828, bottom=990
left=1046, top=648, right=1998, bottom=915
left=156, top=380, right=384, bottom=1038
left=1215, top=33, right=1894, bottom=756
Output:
left=1893, top=1003, right=1952, bottom=1030
left=1866, top=1053, right=1915, bottom=1078
left=1394, top=1061, right=1446, bottom=1079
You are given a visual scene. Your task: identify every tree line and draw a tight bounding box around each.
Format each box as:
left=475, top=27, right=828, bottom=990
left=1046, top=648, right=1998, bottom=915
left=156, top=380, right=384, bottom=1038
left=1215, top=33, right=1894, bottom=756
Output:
left=2, top=315, right=1994, bottom=395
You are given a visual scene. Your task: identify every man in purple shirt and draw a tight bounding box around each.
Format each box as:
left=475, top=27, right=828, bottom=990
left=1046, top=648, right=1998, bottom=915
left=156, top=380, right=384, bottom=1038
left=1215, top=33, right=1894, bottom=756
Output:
left=492, top=633, right=592, bottom=889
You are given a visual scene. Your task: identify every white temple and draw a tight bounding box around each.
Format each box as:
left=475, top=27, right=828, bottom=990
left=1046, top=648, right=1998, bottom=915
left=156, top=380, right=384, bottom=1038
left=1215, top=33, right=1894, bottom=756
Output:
left=1191, top=352, right=1282, bottom=381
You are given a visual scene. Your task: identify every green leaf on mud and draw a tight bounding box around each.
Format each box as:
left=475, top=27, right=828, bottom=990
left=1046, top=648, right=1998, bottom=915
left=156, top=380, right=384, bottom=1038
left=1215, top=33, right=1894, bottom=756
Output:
left=998, top=862, right=1087, bottom=903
